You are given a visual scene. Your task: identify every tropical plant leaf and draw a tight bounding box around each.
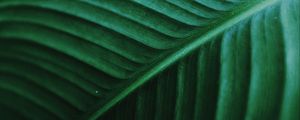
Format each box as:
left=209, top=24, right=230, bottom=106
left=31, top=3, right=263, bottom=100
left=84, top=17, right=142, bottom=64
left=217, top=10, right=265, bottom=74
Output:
left=0, top=0, right=299, bottom=120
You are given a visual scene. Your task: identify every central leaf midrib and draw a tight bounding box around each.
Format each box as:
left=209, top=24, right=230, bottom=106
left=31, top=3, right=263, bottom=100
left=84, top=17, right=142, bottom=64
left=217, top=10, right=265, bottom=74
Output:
left=84, top=0, right=280, bottom=119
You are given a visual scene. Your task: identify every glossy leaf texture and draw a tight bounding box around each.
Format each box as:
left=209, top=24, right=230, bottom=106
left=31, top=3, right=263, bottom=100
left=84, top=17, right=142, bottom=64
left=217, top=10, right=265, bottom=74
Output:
left=0, top=0, right=299, bottom=120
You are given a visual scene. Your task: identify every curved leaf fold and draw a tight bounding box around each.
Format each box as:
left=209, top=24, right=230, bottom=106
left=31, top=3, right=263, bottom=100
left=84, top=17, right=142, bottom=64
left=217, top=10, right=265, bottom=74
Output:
left=0, top=0, right=298, bottom=120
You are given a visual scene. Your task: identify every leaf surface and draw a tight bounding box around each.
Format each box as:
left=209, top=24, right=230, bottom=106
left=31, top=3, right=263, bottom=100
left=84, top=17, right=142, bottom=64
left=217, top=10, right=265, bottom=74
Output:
left=0, top=0, right=299, bottom=120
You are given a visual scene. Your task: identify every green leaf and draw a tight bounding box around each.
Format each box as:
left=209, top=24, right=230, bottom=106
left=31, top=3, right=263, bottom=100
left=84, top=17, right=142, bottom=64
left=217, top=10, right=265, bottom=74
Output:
left=0, top=0, right=299, bottom=120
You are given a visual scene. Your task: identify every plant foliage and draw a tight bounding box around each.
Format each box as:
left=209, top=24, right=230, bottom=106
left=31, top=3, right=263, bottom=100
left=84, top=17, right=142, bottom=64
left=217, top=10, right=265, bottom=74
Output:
left=0, top=0, right=299, bottom=120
